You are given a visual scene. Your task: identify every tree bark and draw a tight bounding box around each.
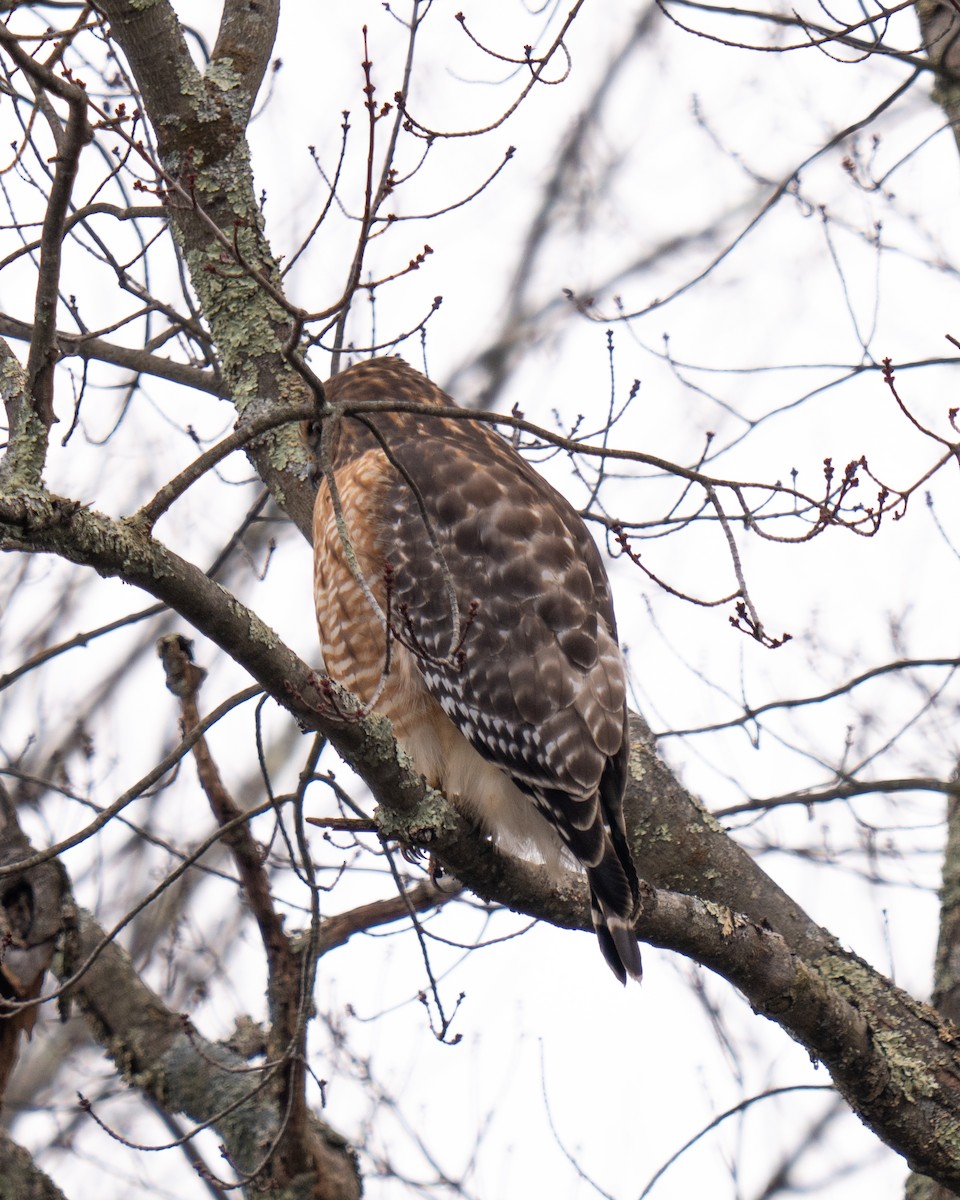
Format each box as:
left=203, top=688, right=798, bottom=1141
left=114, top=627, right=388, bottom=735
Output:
left=62, top=908, right=361, bottom=1200
left=94, top=0, right=318, bottom=536
left=905, top=767, right=960, bottom=1200
left=915, top=0, right=960, bottom=158
left=0, top=1129, right=68, bottom=1200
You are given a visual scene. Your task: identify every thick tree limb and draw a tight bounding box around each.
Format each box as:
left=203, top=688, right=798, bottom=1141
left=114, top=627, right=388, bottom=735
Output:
left=211, top=0, right=281, bottom=124
left=0, top=489, right=426, bottom=823
left=0, top=1129, right=69, bottom=1200
left=94, top=0, right=317, bottom=534
left=916, top=0, right=960, bottom=156
left=0, top=341, right=41, bottom=491
left=0, top=786, right=67, bottom=1106
left=62, top=908, right=360, bottom=1200
left=907, top=765, right=960, bottom=1200
left=378, top=735, right=960, bottom=1193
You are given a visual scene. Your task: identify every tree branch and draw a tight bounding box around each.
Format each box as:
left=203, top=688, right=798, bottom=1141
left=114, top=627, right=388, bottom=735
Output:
left=5, top=481, right=960, bottom=1185
left=316, top=880, right=455, bottom=957
left=95, top=0, right=317, bottom=534
left=0, top=340, right=41, bottom=492
left=0, top=23, right=92, bottom=463
left=906, top=759, right=960, bottom=1200
left=0, top=489, right=427, bottom=836
left=211, top=0, right=280, bottom=126
left=62, top=908, right=361, bottom=1200
left=0, top=1129, right=69, bottom=1200
left=378, top=714, right=960, bottom=1192
left=0, top=785, right=68, bottom=1105
left=0, top=314, right=225, bottom=397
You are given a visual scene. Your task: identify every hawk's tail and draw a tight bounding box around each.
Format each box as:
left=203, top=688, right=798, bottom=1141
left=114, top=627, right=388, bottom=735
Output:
left=588, top=837, right=642, bottom=985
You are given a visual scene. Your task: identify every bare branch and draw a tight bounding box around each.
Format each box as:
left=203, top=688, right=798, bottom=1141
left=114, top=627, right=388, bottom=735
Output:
left=61, top=907, right=361, bottom=1198
left=0, top=23, right=92, bottom=459
left=0, top=313, right=224, bottom=397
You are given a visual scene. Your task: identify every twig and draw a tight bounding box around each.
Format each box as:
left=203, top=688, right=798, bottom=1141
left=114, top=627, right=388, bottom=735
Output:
left=134, top=400, right=313, bottom=530
left=0, top=27, right=92, bottom=451
left=157, top=634, right=287, bottom=964
left=0, top=686, right=262, bottom=881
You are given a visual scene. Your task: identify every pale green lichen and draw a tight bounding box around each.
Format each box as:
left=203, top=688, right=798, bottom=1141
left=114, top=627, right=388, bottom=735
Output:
left=375, top=783, right=460, bottom=845
left=230, top=595, right=280, bottom=647
left=0, top=346, right=46, bottom=487
left=627, top=745, right=647, bottom=781
left=266, top=408, right=311, bottom=476
left=205, top=59, right=255, bottom=126
left=206, top=59, right=242, bottom=93
left=358, top=707, right=395, bottom=743
left=185, top=239, right=286, bottom=415
left=816, top=951, right=942, bottom=1101
left=872, top=1023, right=939, bottom=1103
left=192, top=143, right=263, bottom=225
left=161, top=1032, right=280, bottom=1169
left=177, top=61, right=222, bottom=125
left=393, top=741, right=417, bottom=773
left=690, top=809, right=726, bottom=835
left=0, top=347, right=26, bottom=392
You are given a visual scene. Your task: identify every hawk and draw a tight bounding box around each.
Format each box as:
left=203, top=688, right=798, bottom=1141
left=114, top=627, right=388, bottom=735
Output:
left=307, top=357, right=641, bottom=983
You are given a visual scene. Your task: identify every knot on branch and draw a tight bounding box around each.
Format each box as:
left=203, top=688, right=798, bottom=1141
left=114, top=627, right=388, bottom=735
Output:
left=0, top=492, right=80, bottom=532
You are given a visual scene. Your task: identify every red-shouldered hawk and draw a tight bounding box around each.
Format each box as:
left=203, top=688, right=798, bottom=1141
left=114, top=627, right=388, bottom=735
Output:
left=307, top=357, right=641, bottom=983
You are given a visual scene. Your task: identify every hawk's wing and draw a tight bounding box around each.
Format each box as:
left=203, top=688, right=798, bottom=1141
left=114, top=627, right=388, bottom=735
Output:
left=369, top=409, right=629, bottom=873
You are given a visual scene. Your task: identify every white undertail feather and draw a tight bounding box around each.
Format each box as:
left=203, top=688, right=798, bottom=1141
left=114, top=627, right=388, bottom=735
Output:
left=392, top=656, right=572, bottom=878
